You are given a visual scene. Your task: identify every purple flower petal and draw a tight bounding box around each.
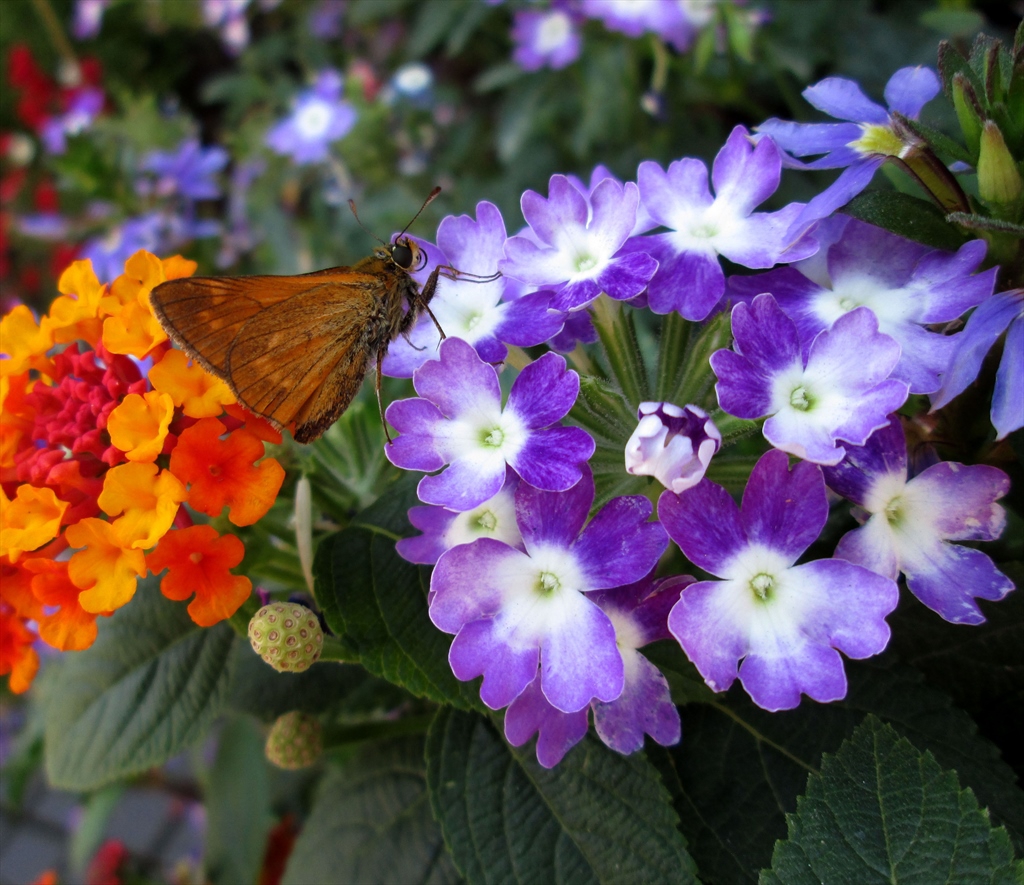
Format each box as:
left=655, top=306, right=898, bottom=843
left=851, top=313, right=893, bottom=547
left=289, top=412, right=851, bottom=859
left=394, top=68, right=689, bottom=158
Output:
left=637, top=158, right=713, bottom=227
left=593, top=651, right=680, bottom=753
left=574, top=496, right=668, bottom=590
left=740, top=451, right=827, bottom=563
left=899, top=543, right=1014, bottom=625
left=659, top=481, right=746, bottom=576
left=802, top=77, right=889, bottom=124
left=384, top=399, right=448, bottom=471
left=883, top=66, right=940, bottom=118
left=504, top=676, right=589, bottom=768
left=785, top=159, right=884, bottom=242
left=417, top=450, right=508, bottom=510
left=516, top=470, right=594, bottom=552
left=541, top=595, right=624, bottom=711
left=510, top=426, right=595, bottom=492
left=755, top=120, right=864, bottom=158
left=712, top=126, right=782, bottom=217
left=505, top=352, right=580, bottom=429
left=450, top=618, right=540, bottom=709
left=413, top=337, right=501, bottom=418
left=594, top=251, right=659, bottom=302
left=521, top=174, right=589, bottom=247
left=645, top=241, right=725, bottom=319
left=994, top=313, right=1024, bottom=439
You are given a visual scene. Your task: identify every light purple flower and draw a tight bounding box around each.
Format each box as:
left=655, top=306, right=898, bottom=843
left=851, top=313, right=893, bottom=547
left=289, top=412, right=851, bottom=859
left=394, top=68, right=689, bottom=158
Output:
left=430, top=471, right=669, bottom=712
left=758, top=66, right=941, bottom=240
left=139, top=138, right=229, bottom=201
left=203, top=0, right=251, bottom=54
left=499, top=175, right=658, bottom=312
left=397, top=469, right=522, bottom=566
left=711, top=294, right=908, bottom=465
left=382, top=202, right=566, bottom=378
left=635, top=126, right=817, bottom=320
left=823, top=418, right=1014, bottom=625
left=73, top=0, right=111, bottom=39
left=41, top=87, right=104, bottom=154
left=581, top=0, right=712, bottom=51
left=512, top=8, right=582, bottom=71
left=931, top=288, right=1023, bottom=440
left=660, top=449, right=899, bottom=711
left=385, top=337, right=594, bottom=511
left=625, top=402, right=721, bottom=493
left=307, top=0, right=345, bottom=39
left=504, top=571, right=690, bottom=767
left=726, top=217, right=997, bottom=394
left=265, top=69, right=357, bottom=165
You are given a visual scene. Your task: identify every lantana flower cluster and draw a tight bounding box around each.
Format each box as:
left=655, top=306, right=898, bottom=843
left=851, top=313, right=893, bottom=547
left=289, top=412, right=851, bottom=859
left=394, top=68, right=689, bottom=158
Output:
left=1, top=250, right=284, bottom=693
left=375, top=84, right=1016, bottom=766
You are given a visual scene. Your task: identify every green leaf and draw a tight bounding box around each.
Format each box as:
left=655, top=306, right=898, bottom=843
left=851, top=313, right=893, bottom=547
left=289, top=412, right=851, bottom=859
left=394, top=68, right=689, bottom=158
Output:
left=282, top=736, right=460, bottom=885
left=426, top=708, right=696, bottom=884
left=760, top=717, right=1021, bottom=885
left=658, top=659, right=1024, bottom=884
left=44, top=584, right=235, bottom=790
left=206, top=716, right=274, bottom=885
left=314, top=476, right=483, bottom=711
left=841, top=192, right=968, bottom=251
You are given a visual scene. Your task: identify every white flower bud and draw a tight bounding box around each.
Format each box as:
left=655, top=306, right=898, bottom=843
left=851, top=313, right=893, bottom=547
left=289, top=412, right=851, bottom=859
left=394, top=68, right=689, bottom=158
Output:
left=625, top=402, right=721, bottom=494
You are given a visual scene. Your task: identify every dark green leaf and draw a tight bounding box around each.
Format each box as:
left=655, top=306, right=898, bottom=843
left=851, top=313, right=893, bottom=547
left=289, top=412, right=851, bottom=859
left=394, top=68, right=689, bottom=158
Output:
left=44, top=584, right=235, bottom=790
left=842, top=192, right=968, bottom=251
left=426, top=708, right=696, bottom=884
left=314, top=476, right=483, bottom=711
left=206, top=716, right=273, bottom=885
left=760, top=717, right=1021, bottom=885
left=658, top=658, right=1024, bottom=884
left=283, top=736, right=459, bottom=885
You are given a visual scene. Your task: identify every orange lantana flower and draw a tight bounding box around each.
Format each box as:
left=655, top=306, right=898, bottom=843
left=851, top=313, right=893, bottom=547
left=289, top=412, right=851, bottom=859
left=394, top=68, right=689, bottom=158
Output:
left=1, top=484, right=69, bottom=562
left=97, top=461, right=187, bottom=550
left=150, top=349, right=235, bottom=418
left=0, top=604, right=39, bottom=694
left=170, top=418, right=285, bottom=526
left=106, top=390, right=175, bottom=461
left=147, top=525, right=252, bottom=626
left=66, top=517, right=147, bottom=613
left=23, top=558, right=99, bottom=651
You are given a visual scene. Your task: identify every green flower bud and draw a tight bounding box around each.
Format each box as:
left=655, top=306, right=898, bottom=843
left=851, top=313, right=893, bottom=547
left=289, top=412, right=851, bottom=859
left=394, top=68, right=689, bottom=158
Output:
left=978, top=120, right=1023, bottom=218
left=248, top=602, right=324, bottom=672
left=265, top=711, right=323, bottom=770
left=952, top=73, right=984, bottom=158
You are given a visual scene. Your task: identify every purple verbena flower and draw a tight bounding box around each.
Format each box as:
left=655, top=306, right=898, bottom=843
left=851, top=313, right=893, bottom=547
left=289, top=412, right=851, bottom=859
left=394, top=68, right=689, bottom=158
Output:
left=823, top=418, right=1014, bottom=624
left=625, top=402, right=721, bottom=493
left=581, top=0, right=712, bottom=52
left=512, top=7, right=582, bottom=71
left=385, top=337, right=595, bottom=511
left=711, top=294, right=908, bottom=465
left=382, top=202, right=566, bottom=378
left=41, top=87, right=103, bottom=154
left=660, top=449, right=899, bottom=711
left=758, top=66, right=941, bottom=240
left=139, top=138, right=229, bottom=201
left=635, top=126, right=818, bottom=320
left=430, top=470, right=668, bottom=712
left=931, top=288, right=1023, bottom=440
left=504, top=571, right=690, bottom=767
left=726, top=217, right=997, bottom=394
left=499, top=175, right=658, bottom=312
left=265, top=69, right=357, bottom=165
left=397, top=469, right=522, bottom=566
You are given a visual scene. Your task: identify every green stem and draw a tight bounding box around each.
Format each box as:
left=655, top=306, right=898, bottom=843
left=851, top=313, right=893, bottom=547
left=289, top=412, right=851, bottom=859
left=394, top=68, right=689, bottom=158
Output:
left=655, top=311, right=694, bottom=404
left=591, top=295, right=649, bottom=408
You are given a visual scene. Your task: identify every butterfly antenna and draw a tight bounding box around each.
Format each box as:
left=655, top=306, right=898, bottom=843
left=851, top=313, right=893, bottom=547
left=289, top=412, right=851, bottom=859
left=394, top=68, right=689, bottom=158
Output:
left=398, top=186, right=442, bottom=240
left=347, top=198, right=387, bottom=246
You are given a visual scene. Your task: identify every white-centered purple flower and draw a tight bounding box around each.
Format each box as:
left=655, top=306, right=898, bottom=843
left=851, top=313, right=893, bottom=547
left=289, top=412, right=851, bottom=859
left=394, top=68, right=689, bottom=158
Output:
left=430, top=471, right=669, bottom=713
left=139, top=138, right=229, bottom=201
left=660, top=449, right=899, bottom=711
left=625, top=402, right=721, bottom=493
left=931, top=288, right=1023, bottom=440
left=822, top=418, right=1014, bottom=625
left=726, top=217, right=998, bottom=395
left=397, top=469, right=523, bottom=566
left=265, top=69, right=357, bottom=165
left=711, top=294, right=909, bottom=465
left=757, top=66, right=941, bottom=240
left=581, top=0, right=712, bottom=52
left=385, top=337, right=594, bottom=511
left=635, top=126, right=818, bottom=320
left=504, top=571, right=691, bottom=768
left=41, top=87, right=104, bottom=154
left=499, top=175, right=658, bottom=312
left=512, top=7, right=582, bottom=71
left=382, top=202, right=566, bottom=378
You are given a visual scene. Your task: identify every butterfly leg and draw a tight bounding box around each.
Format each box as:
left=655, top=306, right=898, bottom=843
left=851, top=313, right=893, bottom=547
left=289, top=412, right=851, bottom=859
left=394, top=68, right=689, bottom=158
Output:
left=376, top=351, right=393, bottom=444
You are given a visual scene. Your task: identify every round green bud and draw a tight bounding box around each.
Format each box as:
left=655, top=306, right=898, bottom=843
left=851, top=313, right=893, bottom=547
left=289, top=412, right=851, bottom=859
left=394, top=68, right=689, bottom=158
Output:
left=265, top=711, right=323, bottom=770
left=248, top=603, right=323, bottom=673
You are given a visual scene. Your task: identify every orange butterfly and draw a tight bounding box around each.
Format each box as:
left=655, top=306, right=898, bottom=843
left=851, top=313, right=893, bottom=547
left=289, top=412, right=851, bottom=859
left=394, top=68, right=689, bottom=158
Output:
left=150, top=188, right=488, bottom=443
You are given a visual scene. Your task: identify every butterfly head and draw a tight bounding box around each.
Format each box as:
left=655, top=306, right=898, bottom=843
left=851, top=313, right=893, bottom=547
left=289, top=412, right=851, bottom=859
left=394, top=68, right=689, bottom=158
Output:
left=384, top=236, right=426, bottom=273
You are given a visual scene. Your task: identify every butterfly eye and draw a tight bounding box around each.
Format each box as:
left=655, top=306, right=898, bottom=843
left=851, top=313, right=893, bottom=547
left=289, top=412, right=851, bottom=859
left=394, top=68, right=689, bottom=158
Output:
left=391, top=241, right=414, bottom=270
